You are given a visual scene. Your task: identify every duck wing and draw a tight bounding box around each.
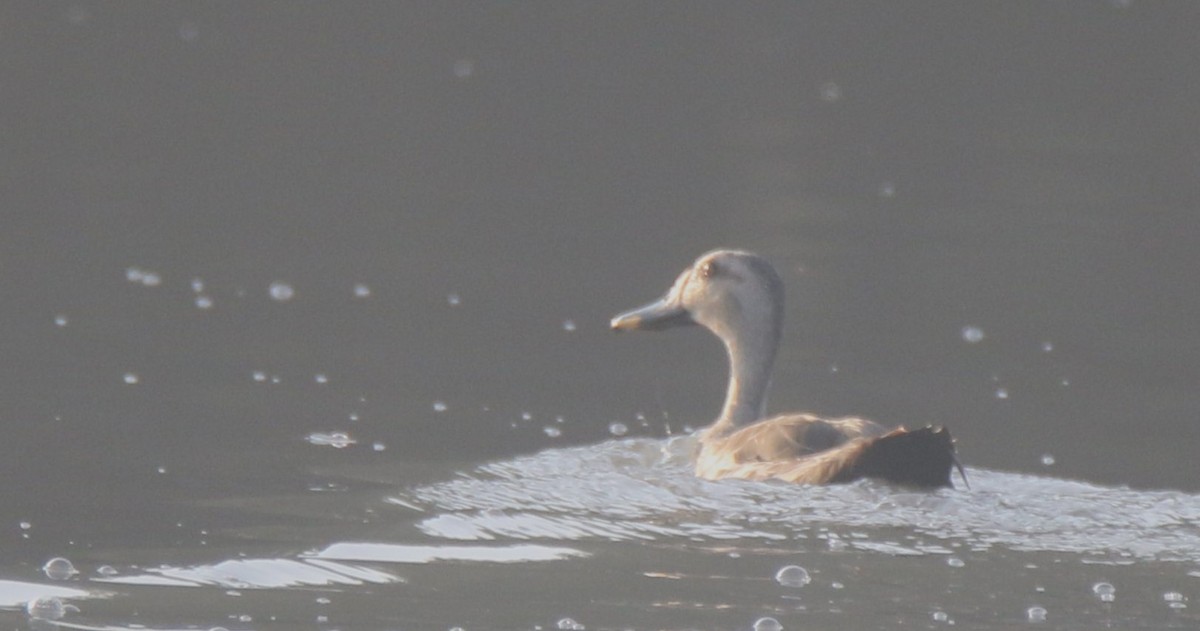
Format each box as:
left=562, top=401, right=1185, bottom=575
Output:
left=697, top=421, right=956, bottom=488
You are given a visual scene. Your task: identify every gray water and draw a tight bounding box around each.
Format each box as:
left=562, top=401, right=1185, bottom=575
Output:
left=3, top=2, right=1200, bottom=630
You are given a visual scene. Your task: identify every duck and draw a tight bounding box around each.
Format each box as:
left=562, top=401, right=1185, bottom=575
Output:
left=611, top=249, right=960, bottom=488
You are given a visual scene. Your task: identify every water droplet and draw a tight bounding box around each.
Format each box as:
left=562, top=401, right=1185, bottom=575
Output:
left=555, top=617, right=584, bottom=630
left=179, top=21, right=199, bottom=41
left=831, top=581, right=844, bottom=589
left=191, top=278, right=204, bottom=293
left=879, top=181, right=896, bottom=198
left=1040, top=454, right=1056, bottom=466
left=353, top=283, right=371, bottom=298
left=54, top=314, right=68, bottom=327
left=995, top=388, right=1009, bottom=400
left=433, top=401, right=448, bottom=413
left=961, top=326, right=985, bottom=344
left=20, top=521, right=32, bottom=530
left=946, top=557, right=965, bottom=568
left=26, top=596, right=66, bottom=620
left=753, top=617, right=783, bottom=631
left=543, top=426, right=562, bottom=438
left=774, top=565, right=811, bottom=588
left=562, top=319, right=577, bottom=332
left=123, top=372, right=139, bottom=385
left=268, top=282, right=295, bottom=301
left=1163, top=591, right=1187, bottom=609
left=830, top=364, right=839, bottom=373
left=156, top=466, right=167, bottom=474
left=608, top=422, right=628, bottom=436
left=819, top=81, right=842, bottom=102
left=1092, top=582, right=1116, bottom=602
left=238, top=614, right=252, bottom=622
left=252, top=371, right=267, bottom=382
left=306, top=432, right=356, bottom=448
left=1061, top=378, right=1071, bottom=387
left=269, top=374, right=281, bottom=384
left=65, top=5, right=89, bottom=25
left=43, top=557, right=78, bottom=580
left=195, top=295, right=213, bottom=309
left=142, top=271, right=161, bottom=286
left=1041, top=341, right=1054, bottom=352
left=1026, top=606, right=1047, bottom=623
left=931, top=610, right=949, bottom=623
left=348, top=412, right=360, bottom=421
left=521, top=412, right=533, bottom=421
left=372, top=442, right=387, bottom=452
left=314, top=373, right=329, bottom=384
left=315, top=596, right=332, bottom=605
left=96, top=565, right=118, bottom=576
left=453, top=59, right=475, bottom=78
left=447, top=292, right=461, bottom=306
left=125, top=267, right=143, bottom=282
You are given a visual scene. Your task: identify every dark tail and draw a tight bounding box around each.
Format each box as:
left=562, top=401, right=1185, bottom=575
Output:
left=839, top=426, right=960, bottom=488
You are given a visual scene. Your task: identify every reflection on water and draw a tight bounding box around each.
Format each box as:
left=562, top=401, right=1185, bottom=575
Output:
left=405, top=436, right=1200, bottom=562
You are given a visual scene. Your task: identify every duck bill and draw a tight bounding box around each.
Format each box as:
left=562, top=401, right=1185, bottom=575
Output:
left=611, top=297, right=695, bottom=331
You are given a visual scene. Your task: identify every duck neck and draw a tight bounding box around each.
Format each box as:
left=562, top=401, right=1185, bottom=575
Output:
left=710, top=325, right=778, bottom=436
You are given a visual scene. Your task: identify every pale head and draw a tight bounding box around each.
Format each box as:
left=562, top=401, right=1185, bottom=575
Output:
left=610, top=249, right=784, bottom=345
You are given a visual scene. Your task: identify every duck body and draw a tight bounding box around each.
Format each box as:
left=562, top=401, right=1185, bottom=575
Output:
left=612, top=249, right=958, bottom=488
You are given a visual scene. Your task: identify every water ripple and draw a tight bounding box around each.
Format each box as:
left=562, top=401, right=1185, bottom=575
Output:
left=397, top=436, right=1200, bottom=561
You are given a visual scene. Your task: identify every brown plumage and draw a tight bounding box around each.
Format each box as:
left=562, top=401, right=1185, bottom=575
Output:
left=612, top=249, right=959, bottom=488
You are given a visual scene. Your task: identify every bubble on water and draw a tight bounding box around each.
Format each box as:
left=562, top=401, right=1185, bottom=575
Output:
left=543, top=426, right=562, bottom=438
left=353, top=283, right=372, bottom=298
left=123, top=372, right=139, bottom=385
left=125, top=267, right=143, bottom=283
left=946, top=557, right=965, bottom=568
left=43, top=557, right=78, bottom=580
left=372, top=442, right=387, bottom=452
left=252, top=371, right=267, bottom=382
left=961, top=326, right=985, bottom=343
left=315, top=596, right=332, bottom=605
left=1061, top=378, right=1071, bottom=387
left=931, top=610, right=950, bottom=623
left=1041, top=341, right=1054, bottom=352
left=1026, top=606, right=1047, bottom=623
left=348, top=412, right=360, bottom=422
left=1040, top=454, right=1056, bottom=466
left=562, top=319, right=577, bottom=332
left=819, top=81, right=842, bottom=102
left=238, top=614, right=252, bottom=622
left=269, top=374, right=281, bottom=384
left=831, top=581, right=844, bottom=589
left=314, top=373, right=329, bottom=384
left=433, top=401, right=448, bottom=413
left=753, top=617, right=783, bottom=631
left=1163, top=591, right=1187, bottom=609
left=54, top=314, right=68, bottom=327
left=195, top=295, right=214, bottom=310
left=453, top=59, right=475, bottom=79
left=1092, top=582, right=1116, bottom=602
left=20, top=521, right=32, bottom=530
left=775, top=565, right=811, bottom=588
left=449, top=627, right=465, bottom=631
left=879, top=181, right=897, bottom=198
left=191, top=278, right=204, bottom=293
left=269, top=282, right=295, bottom=301
left=830, top=364, right=839, bottom=373
left=179, top=21, right=199, bottom=42
left=608, top=422, right=628, bottom=436
left=447, top=292, right=461, bottom=306
left=142, top=272, right=161, bottom=286
left=995, top=388, right=1009, bottom=400
left=521, top=412, right=533, bottom=421
left=556, top=617, right=584, bottom=630
left=156, top=466, right=167, bottom=474
left=209, top=627, right=230, bottom=631
left=66, top=5, right=89, bottom=25
left=306, top=432, right=356, bottom=449
left=96, top=565, right=118, bottom=577
left=25, top=596, right=66, bottom=620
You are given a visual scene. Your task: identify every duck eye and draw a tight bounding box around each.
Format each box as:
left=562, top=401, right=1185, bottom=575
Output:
left=700, top=260, right=719, bottom=278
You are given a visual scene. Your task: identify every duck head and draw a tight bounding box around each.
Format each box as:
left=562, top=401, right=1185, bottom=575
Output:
left=611, top=249, right=784, bottom=344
